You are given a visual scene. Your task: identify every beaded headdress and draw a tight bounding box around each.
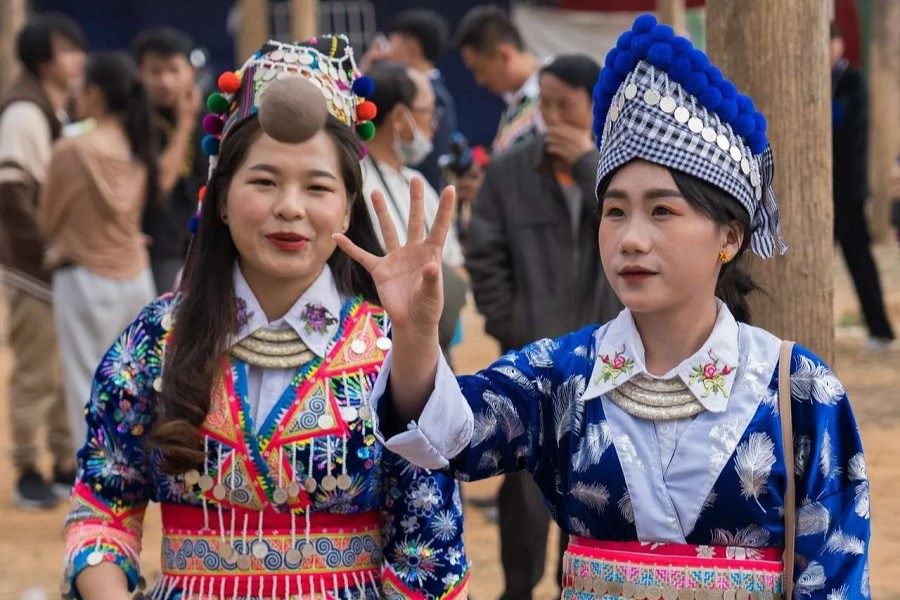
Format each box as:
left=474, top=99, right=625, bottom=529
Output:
left=593, top=15, right=786, bottom=258
left=191, top=34, right=377, bottom=233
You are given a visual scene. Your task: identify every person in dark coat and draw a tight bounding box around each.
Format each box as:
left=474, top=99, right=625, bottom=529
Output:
left=831, top=23, right=895, bottom=348
left=464, top=54, right=621, bottom=600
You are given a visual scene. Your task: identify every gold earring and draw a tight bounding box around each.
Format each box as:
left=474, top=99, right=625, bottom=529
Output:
left=718, top=250, right=731, bottom=264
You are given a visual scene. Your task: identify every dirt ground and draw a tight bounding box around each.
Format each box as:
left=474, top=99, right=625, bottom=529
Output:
left=0, top=244, right=898, bottom=599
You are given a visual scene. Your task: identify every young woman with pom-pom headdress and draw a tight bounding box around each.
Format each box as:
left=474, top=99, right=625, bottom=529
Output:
left=61, top=35, right=469, bottom=600
left=339, top=15, right=870, bottom=600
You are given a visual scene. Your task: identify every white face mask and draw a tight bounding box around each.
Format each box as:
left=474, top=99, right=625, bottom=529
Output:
left=393, top=108, right=433, bottom=166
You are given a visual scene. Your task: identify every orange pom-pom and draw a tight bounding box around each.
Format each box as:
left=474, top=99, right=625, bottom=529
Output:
left=218, top=71, right=241, bottom=94
left=356, top=100, right=377, bottom=122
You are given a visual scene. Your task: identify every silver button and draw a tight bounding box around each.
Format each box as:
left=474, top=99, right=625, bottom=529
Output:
left=624, top=83, right=638, bottom=100
left=674, top=106, right=690, bottom=123
left=741, top=158, right=751, bottom=175
left=643, top=89, right=661, bottom=106
left=730, top=146, right=743, bottom=161
left=701, top=127, right=717, bottom=143
left=659, top=96, right=677, bottom=113
left=716, top=134, right=731, bottom=151
left=688, top=117, right=704, bottom=133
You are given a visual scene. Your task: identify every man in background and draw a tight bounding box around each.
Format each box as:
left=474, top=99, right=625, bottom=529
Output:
left=830, top=23, right=895, bottom=348
left=132, top=26, right=205, bottom=293
left=362, top=9, right=457, bottom=193
left=453, top=5, right=544, bottom=225
left=0, top=13, right=86, bottom=508
left=465, top=54, right=621, bottom=600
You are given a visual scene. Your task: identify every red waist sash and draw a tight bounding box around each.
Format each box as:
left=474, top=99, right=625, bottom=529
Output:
left=157, top=503, right=382, bottom=598
left=563, top=537, right=784, bottom=600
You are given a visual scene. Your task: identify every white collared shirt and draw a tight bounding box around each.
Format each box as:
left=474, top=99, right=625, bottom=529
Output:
left=583, top=300, right=740, bottom=467
left=231, top=263, right=345, bottom=429
left=582, top=299, right=740, bottom=412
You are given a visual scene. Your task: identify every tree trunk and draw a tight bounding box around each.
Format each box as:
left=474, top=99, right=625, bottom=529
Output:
left=290, top=0, right=318, bottom=42
left=656, top=0, right=687, bottom=35
left=707, top=1, right=834, bottom=362
left=0, top=0, right=27, bottom=92
left=238, top=0, right=269, bottom=66
left=868, top=0, right=900, bottom=243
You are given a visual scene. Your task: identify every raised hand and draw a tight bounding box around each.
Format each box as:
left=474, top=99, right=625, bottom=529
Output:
left=334, top=177, right=456, bottom=335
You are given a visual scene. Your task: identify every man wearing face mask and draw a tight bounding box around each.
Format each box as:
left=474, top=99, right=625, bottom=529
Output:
left=361, top=63, right=467, bottom=355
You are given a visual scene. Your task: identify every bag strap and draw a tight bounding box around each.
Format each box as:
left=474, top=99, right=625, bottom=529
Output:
left=778, top=340, right=796, bottom=599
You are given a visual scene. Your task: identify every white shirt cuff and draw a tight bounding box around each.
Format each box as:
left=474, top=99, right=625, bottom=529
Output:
left=368, top=350, right=474, bottom=470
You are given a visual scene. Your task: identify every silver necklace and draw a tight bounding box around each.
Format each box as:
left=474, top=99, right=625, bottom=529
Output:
left=606, top=374, right=704, bottom=421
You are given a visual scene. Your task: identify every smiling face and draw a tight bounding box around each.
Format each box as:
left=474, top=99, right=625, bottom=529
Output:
left=222, top=129, right=352, bottom=295
left=598, top=160, right=742, bottom=316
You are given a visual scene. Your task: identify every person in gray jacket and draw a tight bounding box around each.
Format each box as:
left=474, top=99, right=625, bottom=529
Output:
left=464, top=54, right=621, bottom=600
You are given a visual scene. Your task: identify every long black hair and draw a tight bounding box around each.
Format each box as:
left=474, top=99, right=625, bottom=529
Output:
left=84, top=52, right=160, bottom=208
left=152, top=116, right=384, bottom=474
left=598, top=164, right=762, bottom=323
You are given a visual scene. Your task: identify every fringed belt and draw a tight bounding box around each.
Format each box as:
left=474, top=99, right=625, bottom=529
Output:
left=152, top=503, right=382, bottom=599
left=562, top=537, right=785, bottom=600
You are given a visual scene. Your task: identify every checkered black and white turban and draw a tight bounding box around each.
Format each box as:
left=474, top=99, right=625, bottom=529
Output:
left=593, top=15, right=787, bottom=259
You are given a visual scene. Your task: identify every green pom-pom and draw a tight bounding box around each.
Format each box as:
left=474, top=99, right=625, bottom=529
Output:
left=356, top=120, right=375, bottom=140
left=206, top=92, right=229, bottom=114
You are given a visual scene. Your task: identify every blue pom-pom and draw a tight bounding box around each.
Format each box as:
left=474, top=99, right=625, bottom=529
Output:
left=352, top=75, right=375, bottom=98
left=754, top=113, right=767, bottom=132
left=647, top=43, right=674, bottom=68
left=671, top=36, right=693, bottom=55
left=604, top=48, right=619, bottom=69
left=669, top=57, right=692, bottom=83
left=719, top=80, right=737, bottom=99
left=705, top=65, right=724, bottom=86
left=684, top=72, right=708, bottom=96
left=736, top=94, right=755, bottom=114
left=650, top=24, right=674, bottom=41
left=734, top=114, right=755, bottom=137
left=748, top=131, right=768, bottom=154
left=613, top=51, right=637, bottom=77
left=630, top=33, right=652, bottom=57
left=188, top=214, right=200, bottom=234
left=201, top=134, right=220, bottom=156
left=633, top=14, right=657, bottom=33
left=698, top=86, right=723, bottom=110
left=718, top=98, right=739, bottom=122
left=616, top=30, right=635, bottom=51
left=688, top=49, right=709, bottom=71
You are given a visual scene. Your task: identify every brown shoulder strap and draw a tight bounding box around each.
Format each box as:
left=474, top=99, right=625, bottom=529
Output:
left=778, top=340, right=795, bottom=599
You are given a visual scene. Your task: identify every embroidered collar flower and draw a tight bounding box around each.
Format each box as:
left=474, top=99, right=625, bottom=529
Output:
left=583, top=300, right=741, bottom=412
left=300, top=302, right=338, bottom=335
left=235, top=298, right=253, bottom=330
left=689, top=350, right=734, bottom=398
left=597, top=345, right=635, bottom=384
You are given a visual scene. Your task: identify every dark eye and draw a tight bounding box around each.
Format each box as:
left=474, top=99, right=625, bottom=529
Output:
left=309, top=184, right=334, bottom=193
left=652, top=205, right=675, bottom=216
left=604, top=206, right=625, bottom=218
left=249, top=178, right=276, bottom=187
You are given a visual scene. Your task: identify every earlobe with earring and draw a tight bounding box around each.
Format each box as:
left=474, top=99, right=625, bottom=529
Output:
left=718, top=250, right=731, bottom=264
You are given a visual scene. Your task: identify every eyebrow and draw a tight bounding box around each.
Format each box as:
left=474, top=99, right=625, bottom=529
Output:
left=603, top=187, right=683, bottom=200
left=248, top=164, right=337, bottom=180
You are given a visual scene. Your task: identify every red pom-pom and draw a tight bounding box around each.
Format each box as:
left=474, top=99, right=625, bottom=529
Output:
left=356, top=100, right=377, bottom=122
left=198, top=185, right=207, bottom=201
left=218, top=71, right=241, bottom=94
